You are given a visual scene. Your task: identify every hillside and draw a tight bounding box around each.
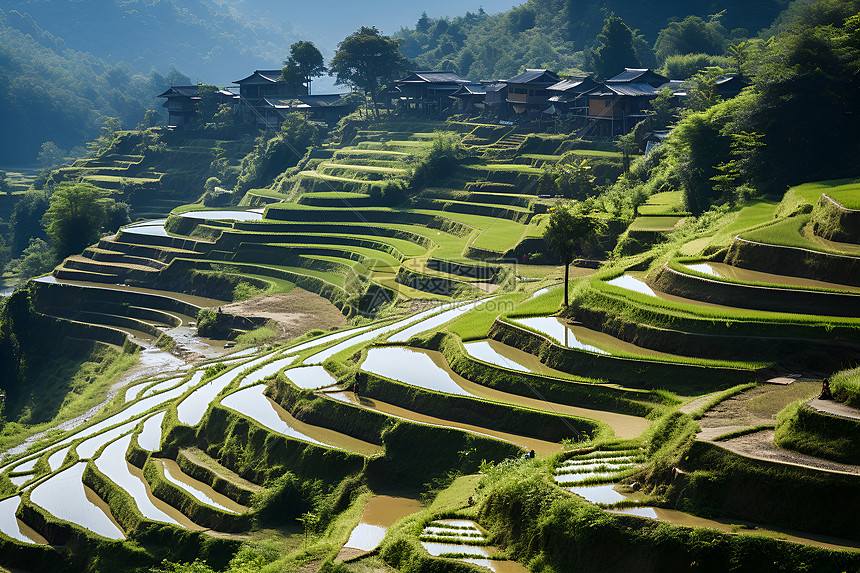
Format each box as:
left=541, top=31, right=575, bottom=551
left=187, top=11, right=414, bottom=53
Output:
left=396, top=0, right=793, bottom=79
left=0, top=9, right=190, bottom=164
left=0, top=0, right=859, bottom=571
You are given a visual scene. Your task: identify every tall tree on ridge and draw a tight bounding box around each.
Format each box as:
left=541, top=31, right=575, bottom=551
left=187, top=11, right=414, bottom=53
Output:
left=589, top=14, right=641, bottom=80
left=285, top=41, right=326, bottom=95
left=330, top=27, right=409, bottom=119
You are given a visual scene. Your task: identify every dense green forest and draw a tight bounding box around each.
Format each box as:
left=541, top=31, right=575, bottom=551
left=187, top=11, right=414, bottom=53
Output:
left=396, top=0, right=795, bottom=79
left=0, top=9, right=191, bottom=164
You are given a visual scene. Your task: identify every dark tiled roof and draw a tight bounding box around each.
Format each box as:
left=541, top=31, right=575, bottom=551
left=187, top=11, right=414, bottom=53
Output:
left=234, top=70, right=283, bottom=84
left=503, top=69, right=560, bottom=85
left=158, top=85, right=199, bottom=98
left=399, top=71, right=468, bottom=84
left=548, top=77, right=597, bottom=93
left=606, top=68, right=668, bottom=87
left=450, top=83, right=487, bottom=97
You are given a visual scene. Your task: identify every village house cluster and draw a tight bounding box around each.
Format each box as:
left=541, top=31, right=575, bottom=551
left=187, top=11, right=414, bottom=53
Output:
left=159, top=67, right=746, bottom=136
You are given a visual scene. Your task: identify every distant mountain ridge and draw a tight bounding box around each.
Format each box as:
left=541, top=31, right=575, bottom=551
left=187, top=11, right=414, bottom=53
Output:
left=1, top=0, right=300, bottom=84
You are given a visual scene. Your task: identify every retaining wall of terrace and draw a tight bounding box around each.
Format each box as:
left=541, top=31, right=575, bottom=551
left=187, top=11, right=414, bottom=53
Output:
left=724, top=237, right=860, bottom=287
left=811, top=194, right=860, bottom=244
left=231, top=221, right=437, bottom=250
left=488, top=319, right=760, bottom=391
left=652, top=264, right=860, bottom=317
left=572, top=302, right=860, bottom=372
left=262, top=208, right=476, bottom=237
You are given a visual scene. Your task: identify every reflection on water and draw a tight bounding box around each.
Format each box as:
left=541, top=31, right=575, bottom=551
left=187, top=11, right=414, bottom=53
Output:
left=512, top=317, right=607, bottom=354
left=177, top=210, right=263, bottom=221
left=11, top=457, right=38, bottom=473
left=361, top=346, right=649, bottom=440
left=48, top=446, right=71, bottom=471
left=568, top=484, right=631, bottom=505
left=137, top=411, right=166, bottom=452
left=421, top=542, right=490, bottom=557
left=685, top=262, right=860, bottom=293
left=285, top=366, right=338, bottom=390
left=221, top=385, right=381, bottom=456
left=305, top=304, right=454, bottom=363
left=238, top=357, right=294, bottom=388
left=388, top=299, right=488, bottom=343
left=0, top=496, right=47, bottom=545
left=76, top=419, right=138, bottom=459
left=463, top=341, right=531, bottom=373
left=95, top=435, right=200, bottom=529
left=327, top=392, right=561, bottom=456
left=176, top=353, right=275, bottom=426
left=283, top=325, right=374, bottom=357
left=461, top=559, right=529, bottom=573
left=362, top=347, right=472, bottom=396
left=158, top=459, right=246, bottom=514
left=606, top=274, right=657, bottom=297
left=343, top=495, right=422, bottom=552
left=29, top=462, right=125, bottom=540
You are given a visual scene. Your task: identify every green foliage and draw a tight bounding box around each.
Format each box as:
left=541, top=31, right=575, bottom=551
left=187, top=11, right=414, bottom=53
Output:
left=586, top=14, right=642, bottom=80
left=236, top=115, right=320, bottom=193
left=233, top=327, right=277, bottom=348
left=330, top=26, right=409, bottom=117
left=196, top=309, right=218, bottom=337
left=660, top=53, right=732, bottom=79
left=410, top=135, right=458, bottom=190
left=282, top=41, right=326, bottom=93
left=232, top=281, right=266, bottom=302
left=252, top=472, right=317, bottom=526
left=43, top=183, right=107, bottom=258
left=653, top=14, right=728, bottom=65
left=9, top=238, right=55, bottom=279
left=10, top=192, right=49, bottom=257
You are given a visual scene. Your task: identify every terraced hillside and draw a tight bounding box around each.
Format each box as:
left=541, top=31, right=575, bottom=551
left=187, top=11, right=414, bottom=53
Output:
left=46, top=130, right=256, bottom=221
left=4, top=117, right=860, bottom=573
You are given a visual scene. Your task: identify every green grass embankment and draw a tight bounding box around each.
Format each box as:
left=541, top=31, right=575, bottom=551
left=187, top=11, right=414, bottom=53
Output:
left=774, top=401, right=860, bottom=465
left=488, top=318, right=761, bottom=393
left=470, top=456, right=860, bottom=573
left=422, top=332, right=669, bottom=418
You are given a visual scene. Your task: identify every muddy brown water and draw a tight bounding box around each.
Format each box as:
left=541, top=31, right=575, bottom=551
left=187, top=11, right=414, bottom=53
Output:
left=342, top=495, right=422, bottom=552
left=685, top=262, right=860, bottom=292
left=361, top=346, right=649, bottom=440
left=29, top=462, right=125, bottom=540
left=95, top=434, right=203, bottom=530
left=327, top=391, right=562, bottom=456
left=157, top=459, right=247, bottom=514
left=513, top=316, right=687, bottom=360
left=221, top=385, right=382, bottom=457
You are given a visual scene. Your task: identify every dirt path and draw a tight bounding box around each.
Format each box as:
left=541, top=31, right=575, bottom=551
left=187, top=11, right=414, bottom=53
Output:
left=693, top=381, right=860, bottom=475
left=713, top=430, right=860, bottom=475
left=805, top=398, right=860, bottom=421
left=219, top=290, right=349, bottom=342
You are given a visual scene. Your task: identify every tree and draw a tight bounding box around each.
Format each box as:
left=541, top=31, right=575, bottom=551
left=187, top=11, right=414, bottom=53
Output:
left=544, top=203, right=604, bottom=307
left=37, top=142, right=65, bottom=169
left=43, top=183, right=107, bottom=258
left=330, top=27, right=409, bottom=118
left=588, top=14, right=640, bottom=80
left=653, top=15, right=727, bottom=65
left=10, top=238, right=55, bottom=279
left=285, top=41, right=326, bottom=95
left=0, top=172, right=10, bottom=197
left=10, top=192, right=49, bottom=256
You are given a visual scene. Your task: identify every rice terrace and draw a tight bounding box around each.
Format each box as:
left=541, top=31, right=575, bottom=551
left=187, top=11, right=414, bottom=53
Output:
left=0, top=0, right=859, bottom=571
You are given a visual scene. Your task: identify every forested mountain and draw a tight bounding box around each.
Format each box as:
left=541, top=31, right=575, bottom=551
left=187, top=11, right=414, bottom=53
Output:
left=0, top=0, right=298, bottom=84
left=396, top=0, right=796, bottom=79
left=0, top=9, right=192, bottom=164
